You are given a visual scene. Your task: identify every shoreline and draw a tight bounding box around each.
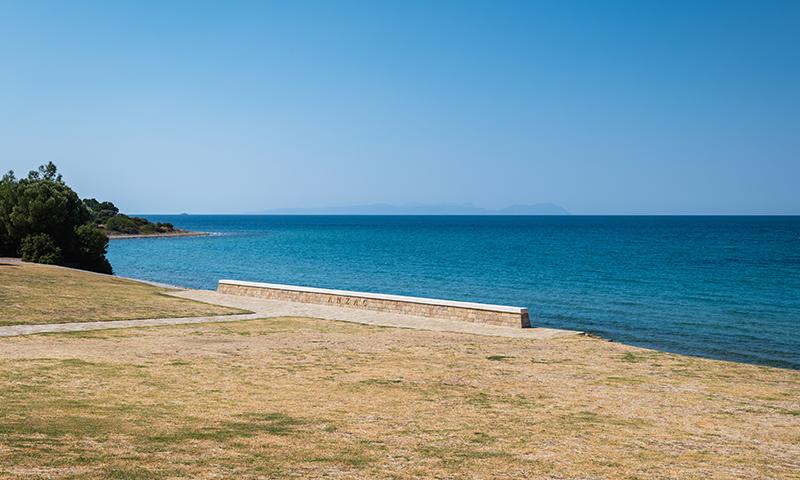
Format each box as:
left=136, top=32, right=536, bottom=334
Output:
left=1, top=260, right=798, bottom=478
left=4, top=256, right=798, bottom=370
left=107, top=231, right=209, bottom=240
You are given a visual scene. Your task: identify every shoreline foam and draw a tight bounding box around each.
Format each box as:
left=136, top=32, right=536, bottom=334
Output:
left=107, top=231, right=209, bottom=240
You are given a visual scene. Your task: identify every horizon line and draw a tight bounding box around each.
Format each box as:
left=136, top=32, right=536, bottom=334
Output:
left=130, top=213, right=800, bottom=217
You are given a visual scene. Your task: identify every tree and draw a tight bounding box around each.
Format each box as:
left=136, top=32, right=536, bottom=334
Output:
left=0, top=163, right=112, bottom=273
left=19, top=233, right=61, bottom=264
left=0, top=171, right=17, bottom=256
left=74, top=224, right=112, bottom=273
left=83, top=198, right=120, bottom=224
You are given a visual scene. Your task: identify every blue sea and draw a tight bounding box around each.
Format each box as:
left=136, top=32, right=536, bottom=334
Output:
left=108, top=216, right=800, bottom=369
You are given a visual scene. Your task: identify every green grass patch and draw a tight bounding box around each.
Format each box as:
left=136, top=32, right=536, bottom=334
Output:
left=361, top=378, right=403, bottom=386
left=145, top=412, right=303, bottom=445
left=486, top=355, right=514, bottom=361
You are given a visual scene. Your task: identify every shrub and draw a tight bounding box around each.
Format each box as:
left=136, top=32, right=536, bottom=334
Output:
left=105, top=215, right=139, bottom=234
left=73, top=224, right=112, bottom=274
left=19, top=233, right=62, bottom=264
left=104, top=214, right=168, bottom=235
left=83, top=198, right=120, bottom=225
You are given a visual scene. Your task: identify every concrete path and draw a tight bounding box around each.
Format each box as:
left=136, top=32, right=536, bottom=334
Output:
left=0, top=285, right=580, bottom=340
left=167, top=289, right=580, bottom=340
left=0, top=312, right=264, bottom=337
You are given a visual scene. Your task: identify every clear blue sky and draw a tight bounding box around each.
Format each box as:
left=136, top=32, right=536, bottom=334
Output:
left=1, top=1, right=798, bottom=214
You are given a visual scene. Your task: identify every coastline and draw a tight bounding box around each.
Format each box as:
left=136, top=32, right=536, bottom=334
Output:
left=107, top=231, right=209, bottom=240
left=105, top=215, right=800, bottom=369
left=1, top=260, right=798, bottom=478
left=4, top=258, right=799, bottom=370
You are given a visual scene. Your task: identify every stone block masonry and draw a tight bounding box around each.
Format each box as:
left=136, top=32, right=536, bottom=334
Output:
left=217, top=280, right=531, bottom=328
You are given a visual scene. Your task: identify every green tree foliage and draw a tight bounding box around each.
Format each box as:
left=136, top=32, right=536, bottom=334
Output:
left=84, top=199, right=173, bottom=235
left=103, top=213, right=175, bottom=235
left=104, top=214, right=142, bottom=234
left=19, top=233, right=61, bottom=264
left=83, top=198, right=120, bottom=224
left=74, top=224, right=113, bottom=273
left=0, top=163, right=112, bottom=273
left=0, top=171, right=18, bottom=256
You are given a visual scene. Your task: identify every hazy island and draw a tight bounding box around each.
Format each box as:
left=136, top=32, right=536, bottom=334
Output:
left=257, top=202, right=569, bottom=215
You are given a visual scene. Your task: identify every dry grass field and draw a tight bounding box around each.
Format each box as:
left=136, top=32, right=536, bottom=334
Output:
left=0, top=261, right=246, bottom=326
left=0, top=261, right=798, bottom=479
left=1, top=317, right=799, bottom=479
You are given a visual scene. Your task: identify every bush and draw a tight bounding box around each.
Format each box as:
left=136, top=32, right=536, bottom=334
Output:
left=19, top=233, right=62, bottom=264
left=105, top=215, right=140, bottom=234
left=104, top=214, right=168, bottom=235
left=73, top=224, right=112, bottom=274
left=83, top=198, right=119, bottom=224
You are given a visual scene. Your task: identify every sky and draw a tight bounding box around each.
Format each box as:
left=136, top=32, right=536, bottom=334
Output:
left=1, top=1, right=798, bottom=214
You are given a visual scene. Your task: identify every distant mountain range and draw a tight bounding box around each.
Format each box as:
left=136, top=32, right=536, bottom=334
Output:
left=255, top=203, right=569, bottom=215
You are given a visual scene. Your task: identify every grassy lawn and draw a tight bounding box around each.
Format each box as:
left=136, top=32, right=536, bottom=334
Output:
left=1, top=263, right=798, bottom=478
left=0, top=261, right=246, bottom=326
left=0, top=316, right=798, bottom=479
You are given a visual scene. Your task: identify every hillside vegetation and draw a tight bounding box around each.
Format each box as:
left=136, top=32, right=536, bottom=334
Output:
left=0, top=163, right=112, bottom=273
left=83, top=198, right=177, bottom=236
left=0, top=162, right=177, bottom=273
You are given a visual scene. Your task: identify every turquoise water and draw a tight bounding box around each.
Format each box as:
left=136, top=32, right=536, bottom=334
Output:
left=108, top=216, right=800, bottom=369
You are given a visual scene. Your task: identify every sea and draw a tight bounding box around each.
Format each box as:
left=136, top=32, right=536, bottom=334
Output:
left=107, top=215, right=800, bottom=369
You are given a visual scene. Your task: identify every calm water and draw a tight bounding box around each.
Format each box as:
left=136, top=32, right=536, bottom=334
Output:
left=108, top=216, right=800, bottom=369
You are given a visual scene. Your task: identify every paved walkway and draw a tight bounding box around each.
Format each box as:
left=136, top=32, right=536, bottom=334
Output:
left=0, top=287, right=580, bottom=340
left=0, top=312, right=264, bottom=337
left=169, top=290, right=581, bottom=339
